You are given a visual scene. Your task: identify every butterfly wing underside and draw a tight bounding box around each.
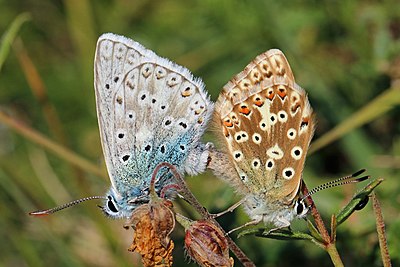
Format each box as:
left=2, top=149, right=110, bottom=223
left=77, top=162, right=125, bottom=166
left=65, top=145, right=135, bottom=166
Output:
left=215, top=49, right=314, bottom=203
left=94, top=33, right=213, bottom=198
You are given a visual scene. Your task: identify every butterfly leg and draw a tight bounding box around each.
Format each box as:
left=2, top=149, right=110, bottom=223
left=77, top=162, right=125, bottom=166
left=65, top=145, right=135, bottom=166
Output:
left=264, top=218, right=291, bottom=235
left=226, top=217, right=263, bottom=235
left=210, top=198, right=246, bottom=218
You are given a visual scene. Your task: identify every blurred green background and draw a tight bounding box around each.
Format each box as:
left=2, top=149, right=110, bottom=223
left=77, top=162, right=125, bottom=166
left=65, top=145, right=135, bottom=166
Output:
left=1, top=0, right=399, bottom=266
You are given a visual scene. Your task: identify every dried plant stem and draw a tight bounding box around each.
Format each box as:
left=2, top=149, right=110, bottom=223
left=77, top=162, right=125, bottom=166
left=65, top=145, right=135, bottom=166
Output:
left=13, top=38, right=67, bottom=145
left=0, top=111, right=106, bottom=179
left=302, top=183, right=344, bottom=267
left=372, top=193, right=392, bottom=267
left=302, top=183, right=330, bottom=241
left=158, top=162, right=255, bottom=267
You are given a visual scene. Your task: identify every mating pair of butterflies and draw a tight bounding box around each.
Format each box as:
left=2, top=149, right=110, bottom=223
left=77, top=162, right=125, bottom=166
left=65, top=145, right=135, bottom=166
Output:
left=30, top=33, right=320, bottom=229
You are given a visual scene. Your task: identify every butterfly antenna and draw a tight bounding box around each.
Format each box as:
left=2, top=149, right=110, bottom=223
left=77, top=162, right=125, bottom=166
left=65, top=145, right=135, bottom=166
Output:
left=302, top=169, right=369, bottom=200
left=29, top=196, right=107, bottom=217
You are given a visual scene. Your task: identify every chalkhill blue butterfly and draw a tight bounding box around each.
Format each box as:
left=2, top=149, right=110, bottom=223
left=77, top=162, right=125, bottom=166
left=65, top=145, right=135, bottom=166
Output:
left=30, top=33, right=213, bottom=219
left=209, top=49, right=367, bottom=232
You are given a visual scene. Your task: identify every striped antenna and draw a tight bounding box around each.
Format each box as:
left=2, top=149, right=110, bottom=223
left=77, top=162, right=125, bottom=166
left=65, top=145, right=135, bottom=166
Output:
left=302, top=169, right=369, bottom=200
left=29, top=196, right=107, bottom=216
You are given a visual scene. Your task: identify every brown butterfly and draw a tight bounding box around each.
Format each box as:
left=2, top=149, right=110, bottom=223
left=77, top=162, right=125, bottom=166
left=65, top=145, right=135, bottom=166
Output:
left=210, top=49, right=366, bottom=232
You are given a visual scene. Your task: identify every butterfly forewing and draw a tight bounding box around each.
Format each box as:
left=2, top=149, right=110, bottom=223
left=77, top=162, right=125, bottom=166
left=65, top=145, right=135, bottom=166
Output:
left=95, top=33, right=213, bottom=198
left=215, top=49, right=314, bottom=203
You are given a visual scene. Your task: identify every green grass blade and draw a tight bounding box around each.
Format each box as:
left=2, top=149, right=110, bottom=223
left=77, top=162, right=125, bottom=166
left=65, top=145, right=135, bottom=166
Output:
left=309, top=87, right=400, bottom=154
left=0, top=12, right=30, bottom=71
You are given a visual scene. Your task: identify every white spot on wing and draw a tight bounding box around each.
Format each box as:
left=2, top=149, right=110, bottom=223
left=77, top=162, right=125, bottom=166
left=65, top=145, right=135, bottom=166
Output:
left=282, top=167, right=295, bottom=180
left=239, top=172, right=248, bottom=182
left=269, top=113, right=277, bottom=125
left=259, top=119, right=268, bottom=131
left=291, top=146, right=303, bottom=160
left=251, top=158, right=261, bottom=169
left=287, top=128, right=296, bottom=140
left=233, top=150, right=243, bottom=162
left=277, top=110, right=288, bottom=122
left=252, top=133, right=262, bottom=144
left=266, top=144, right=284, bottom=160
left=265, top=159, right=274, bottom=170
left=234, top=131, right=249, bottom=143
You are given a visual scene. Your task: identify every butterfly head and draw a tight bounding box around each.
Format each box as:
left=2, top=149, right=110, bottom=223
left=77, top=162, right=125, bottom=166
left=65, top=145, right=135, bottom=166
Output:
left=293, top=198, right=309, bottom=218
left=100, top=187, right=147, bottom=219
left=100, top=193, right=125, bottom=219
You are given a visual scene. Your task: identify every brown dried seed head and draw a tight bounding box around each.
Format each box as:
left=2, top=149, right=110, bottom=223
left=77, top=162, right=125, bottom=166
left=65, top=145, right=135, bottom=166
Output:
left=126, top=200, right=175, bottom=267
left=150, top=200, right=175, bottom=248
left=185, top=220, right=234, bottom=267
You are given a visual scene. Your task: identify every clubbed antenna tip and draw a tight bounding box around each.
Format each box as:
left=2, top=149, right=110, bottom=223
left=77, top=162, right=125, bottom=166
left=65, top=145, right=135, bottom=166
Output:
left=302, top=169, right=370, bottom=200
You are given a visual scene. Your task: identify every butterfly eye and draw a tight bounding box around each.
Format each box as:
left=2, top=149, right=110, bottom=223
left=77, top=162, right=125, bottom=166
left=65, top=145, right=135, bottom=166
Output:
left=107, top=196, right=119, bottom=213
left=295, top=199, right=308, bottom=217
left=296, top=201, right=303, bottom=215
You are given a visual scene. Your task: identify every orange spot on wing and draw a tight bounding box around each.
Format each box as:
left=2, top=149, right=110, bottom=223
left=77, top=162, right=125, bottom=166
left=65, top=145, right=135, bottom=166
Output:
left=223, top=119, right=233, bottom=127
left=254, top=99, right=264, bottom=107
left=267, top=91, right=275, bottom=100
left=239, top=106, right=251, bottom=115
left=181, top=91, right=191, bottom=97
left=277, top=88, right=287, bottom=99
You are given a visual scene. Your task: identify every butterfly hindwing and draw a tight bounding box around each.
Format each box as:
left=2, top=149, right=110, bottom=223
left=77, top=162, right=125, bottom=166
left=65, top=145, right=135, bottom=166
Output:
left=215, top=49, right=314, bottom=204
left=95, top=33, right=213, bottom=207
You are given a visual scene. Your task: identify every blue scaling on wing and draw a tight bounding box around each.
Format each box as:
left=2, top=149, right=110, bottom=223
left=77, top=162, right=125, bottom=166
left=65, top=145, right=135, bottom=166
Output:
left=94, top=33, right=213, bottom=218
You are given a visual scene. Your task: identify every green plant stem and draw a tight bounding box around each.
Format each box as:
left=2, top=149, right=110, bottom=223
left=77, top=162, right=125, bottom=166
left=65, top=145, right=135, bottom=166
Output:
left=0, top=12, right=30, bottom=71
left=309, top=86, right=400, bottom=155
left=326, top=243, right=344, bottom=267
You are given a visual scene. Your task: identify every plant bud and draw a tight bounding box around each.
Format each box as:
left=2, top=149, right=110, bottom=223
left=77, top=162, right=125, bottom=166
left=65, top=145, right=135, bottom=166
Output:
left=185, top=220, right=234, bottom=267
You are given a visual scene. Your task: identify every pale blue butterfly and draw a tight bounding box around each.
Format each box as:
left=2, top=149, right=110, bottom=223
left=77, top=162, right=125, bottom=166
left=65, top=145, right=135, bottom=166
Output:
left=30, top=33, right=213, bottom=219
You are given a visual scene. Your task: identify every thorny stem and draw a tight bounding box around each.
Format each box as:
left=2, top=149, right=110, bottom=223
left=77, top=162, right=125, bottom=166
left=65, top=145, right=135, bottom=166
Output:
left=302, top=182, right=344, bottom=267
left=158, top=162, right=256, bottom=267
left=372, top=193, right=392, bottom=267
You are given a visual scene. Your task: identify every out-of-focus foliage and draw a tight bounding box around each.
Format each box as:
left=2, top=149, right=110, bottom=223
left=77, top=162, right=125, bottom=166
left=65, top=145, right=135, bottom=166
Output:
left=0, top=1, right=399, bottom=266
